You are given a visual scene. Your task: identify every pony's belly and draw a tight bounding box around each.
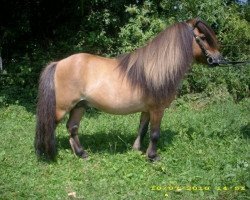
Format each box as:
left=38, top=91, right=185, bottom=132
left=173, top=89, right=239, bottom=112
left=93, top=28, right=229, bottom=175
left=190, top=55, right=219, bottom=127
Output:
left=85, top=97, right=147, bottom=115
left=82, top=76, right=147, bottom=114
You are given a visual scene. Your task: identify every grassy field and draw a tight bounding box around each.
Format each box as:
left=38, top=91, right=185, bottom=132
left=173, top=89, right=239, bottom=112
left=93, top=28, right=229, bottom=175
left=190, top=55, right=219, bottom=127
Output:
left=0, top=92, right=249, bottom=200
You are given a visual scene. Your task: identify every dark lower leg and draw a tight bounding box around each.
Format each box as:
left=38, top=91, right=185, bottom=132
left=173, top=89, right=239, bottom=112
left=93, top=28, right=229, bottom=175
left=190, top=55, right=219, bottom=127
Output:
left=146, top=128, right=160, bottom=160
left=67, top=107, right=88, bottom=159
left=133, top=112, right=150, bottom=150
left=68, top=125, right=88, bottom=158
left=146, top=110, right=164, bottom=160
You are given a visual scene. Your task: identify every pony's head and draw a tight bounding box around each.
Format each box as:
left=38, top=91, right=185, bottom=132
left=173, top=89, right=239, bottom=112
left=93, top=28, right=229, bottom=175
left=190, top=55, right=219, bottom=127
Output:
left=187, top=18, right=223, bottom=66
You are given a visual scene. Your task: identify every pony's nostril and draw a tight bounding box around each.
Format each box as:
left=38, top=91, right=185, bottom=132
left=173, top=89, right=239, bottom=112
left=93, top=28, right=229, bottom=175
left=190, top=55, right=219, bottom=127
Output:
left=207, top=57, right=214, bottom=65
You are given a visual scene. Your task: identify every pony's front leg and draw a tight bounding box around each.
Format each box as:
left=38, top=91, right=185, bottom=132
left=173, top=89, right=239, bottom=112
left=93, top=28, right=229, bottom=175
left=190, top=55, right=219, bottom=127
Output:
left=67, top=106, right=88, bottom=159
left=146, top=109, right=164, bottom=161
left=133, top=112, right=150, bottom=151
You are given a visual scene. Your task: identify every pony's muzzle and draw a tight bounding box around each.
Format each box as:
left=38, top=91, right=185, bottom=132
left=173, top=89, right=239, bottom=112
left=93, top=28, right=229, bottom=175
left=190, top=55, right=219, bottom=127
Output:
left=207, top=54, right=225, bottom=66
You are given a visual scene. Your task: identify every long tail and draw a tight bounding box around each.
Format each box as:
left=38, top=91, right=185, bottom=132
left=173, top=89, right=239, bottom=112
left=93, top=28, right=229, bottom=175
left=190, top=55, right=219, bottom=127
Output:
left=35, top=62, right=57, bottom=160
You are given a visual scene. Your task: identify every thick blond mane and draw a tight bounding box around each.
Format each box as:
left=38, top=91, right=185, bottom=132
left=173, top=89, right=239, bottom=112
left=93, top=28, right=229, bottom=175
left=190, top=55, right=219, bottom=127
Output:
left=117, top=22, right=194, bottom=100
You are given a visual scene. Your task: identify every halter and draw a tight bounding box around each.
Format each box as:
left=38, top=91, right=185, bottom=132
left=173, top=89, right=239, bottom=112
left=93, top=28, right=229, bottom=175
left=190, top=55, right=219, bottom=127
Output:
left=187, top=20, right=250, bottom=66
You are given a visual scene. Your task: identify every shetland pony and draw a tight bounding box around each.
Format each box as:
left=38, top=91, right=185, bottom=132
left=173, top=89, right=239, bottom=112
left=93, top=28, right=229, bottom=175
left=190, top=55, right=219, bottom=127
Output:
left=35, top=18, right=221, bottom=160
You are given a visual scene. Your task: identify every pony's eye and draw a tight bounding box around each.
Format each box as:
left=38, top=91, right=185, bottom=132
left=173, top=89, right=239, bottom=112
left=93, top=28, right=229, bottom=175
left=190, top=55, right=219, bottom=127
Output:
left=200, top=34, right=206, bottom=40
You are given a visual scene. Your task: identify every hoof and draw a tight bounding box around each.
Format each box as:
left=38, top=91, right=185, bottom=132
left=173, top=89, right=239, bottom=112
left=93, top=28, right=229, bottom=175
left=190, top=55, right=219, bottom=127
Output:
left=75, top=149, right=88, bottom=160
left=148, top=155, right=161, bottom=162
left=79, top=151, right=88, bottom=160
left=132, top=145, right=141, bottom=151
left=132, top=139, right=141, bottom=151
left=147, top=153, right=161, bottom=162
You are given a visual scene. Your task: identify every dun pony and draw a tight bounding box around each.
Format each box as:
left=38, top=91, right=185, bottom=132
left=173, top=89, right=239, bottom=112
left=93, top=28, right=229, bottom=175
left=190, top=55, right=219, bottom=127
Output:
left=35, top=19, right=221, bottom=160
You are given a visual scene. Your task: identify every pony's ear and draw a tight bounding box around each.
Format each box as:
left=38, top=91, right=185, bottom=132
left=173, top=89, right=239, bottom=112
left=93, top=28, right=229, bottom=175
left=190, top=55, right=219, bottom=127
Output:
left=195, top=17, right=202, bottom=22
left=193, top=17, right=202, bottom=28
left=186, top=18, right=202, bottom=29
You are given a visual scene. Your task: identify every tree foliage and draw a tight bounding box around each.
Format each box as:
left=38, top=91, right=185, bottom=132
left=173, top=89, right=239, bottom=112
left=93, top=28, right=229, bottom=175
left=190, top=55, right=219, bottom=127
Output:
left=0, top=0, right=249, bottom=100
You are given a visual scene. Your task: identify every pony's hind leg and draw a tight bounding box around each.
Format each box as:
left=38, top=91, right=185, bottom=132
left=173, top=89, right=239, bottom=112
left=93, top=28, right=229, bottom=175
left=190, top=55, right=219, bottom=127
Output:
left=133, top=112, right=150, bottom=151
left=67, top=103, right=88, bottom=159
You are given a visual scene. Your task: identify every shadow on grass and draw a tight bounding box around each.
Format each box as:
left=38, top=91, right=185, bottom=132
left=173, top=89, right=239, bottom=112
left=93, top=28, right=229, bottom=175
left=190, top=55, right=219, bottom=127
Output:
left=57, top=129, right=177, bottom=155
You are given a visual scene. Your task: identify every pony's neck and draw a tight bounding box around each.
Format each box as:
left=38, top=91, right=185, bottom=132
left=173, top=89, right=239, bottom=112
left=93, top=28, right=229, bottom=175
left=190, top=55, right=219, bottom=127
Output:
left=118, top=22, right=193, bottom=100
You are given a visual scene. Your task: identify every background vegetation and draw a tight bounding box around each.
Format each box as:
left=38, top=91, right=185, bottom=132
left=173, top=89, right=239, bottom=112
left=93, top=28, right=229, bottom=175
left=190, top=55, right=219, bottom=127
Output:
left=0, top=0, right=249, bottom=101
left=0, top=0, right=249, bottom=199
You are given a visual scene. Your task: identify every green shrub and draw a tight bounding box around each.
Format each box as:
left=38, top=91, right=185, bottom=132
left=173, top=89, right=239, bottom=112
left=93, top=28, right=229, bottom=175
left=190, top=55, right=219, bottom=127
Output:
left=1, top=0, right=249, bottom=103
left=180, top=64, right=250, bottom=100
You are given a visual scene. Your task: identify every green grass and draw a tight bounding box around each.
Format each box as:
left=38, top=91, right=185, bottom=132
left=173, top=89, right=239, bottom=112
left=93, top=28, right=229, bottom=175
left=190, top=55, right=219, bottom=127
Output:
left=0, top=95, right=249, bottom=200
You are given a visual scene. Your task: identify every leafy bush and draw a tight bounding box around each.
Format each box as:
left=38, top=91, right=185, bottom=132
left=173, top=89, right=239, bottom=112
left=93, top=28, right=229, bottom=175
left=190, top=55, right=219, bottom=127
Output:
left=1, top=0, right=249, bottom=102
left=180, top=64, right=250, bottom=100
